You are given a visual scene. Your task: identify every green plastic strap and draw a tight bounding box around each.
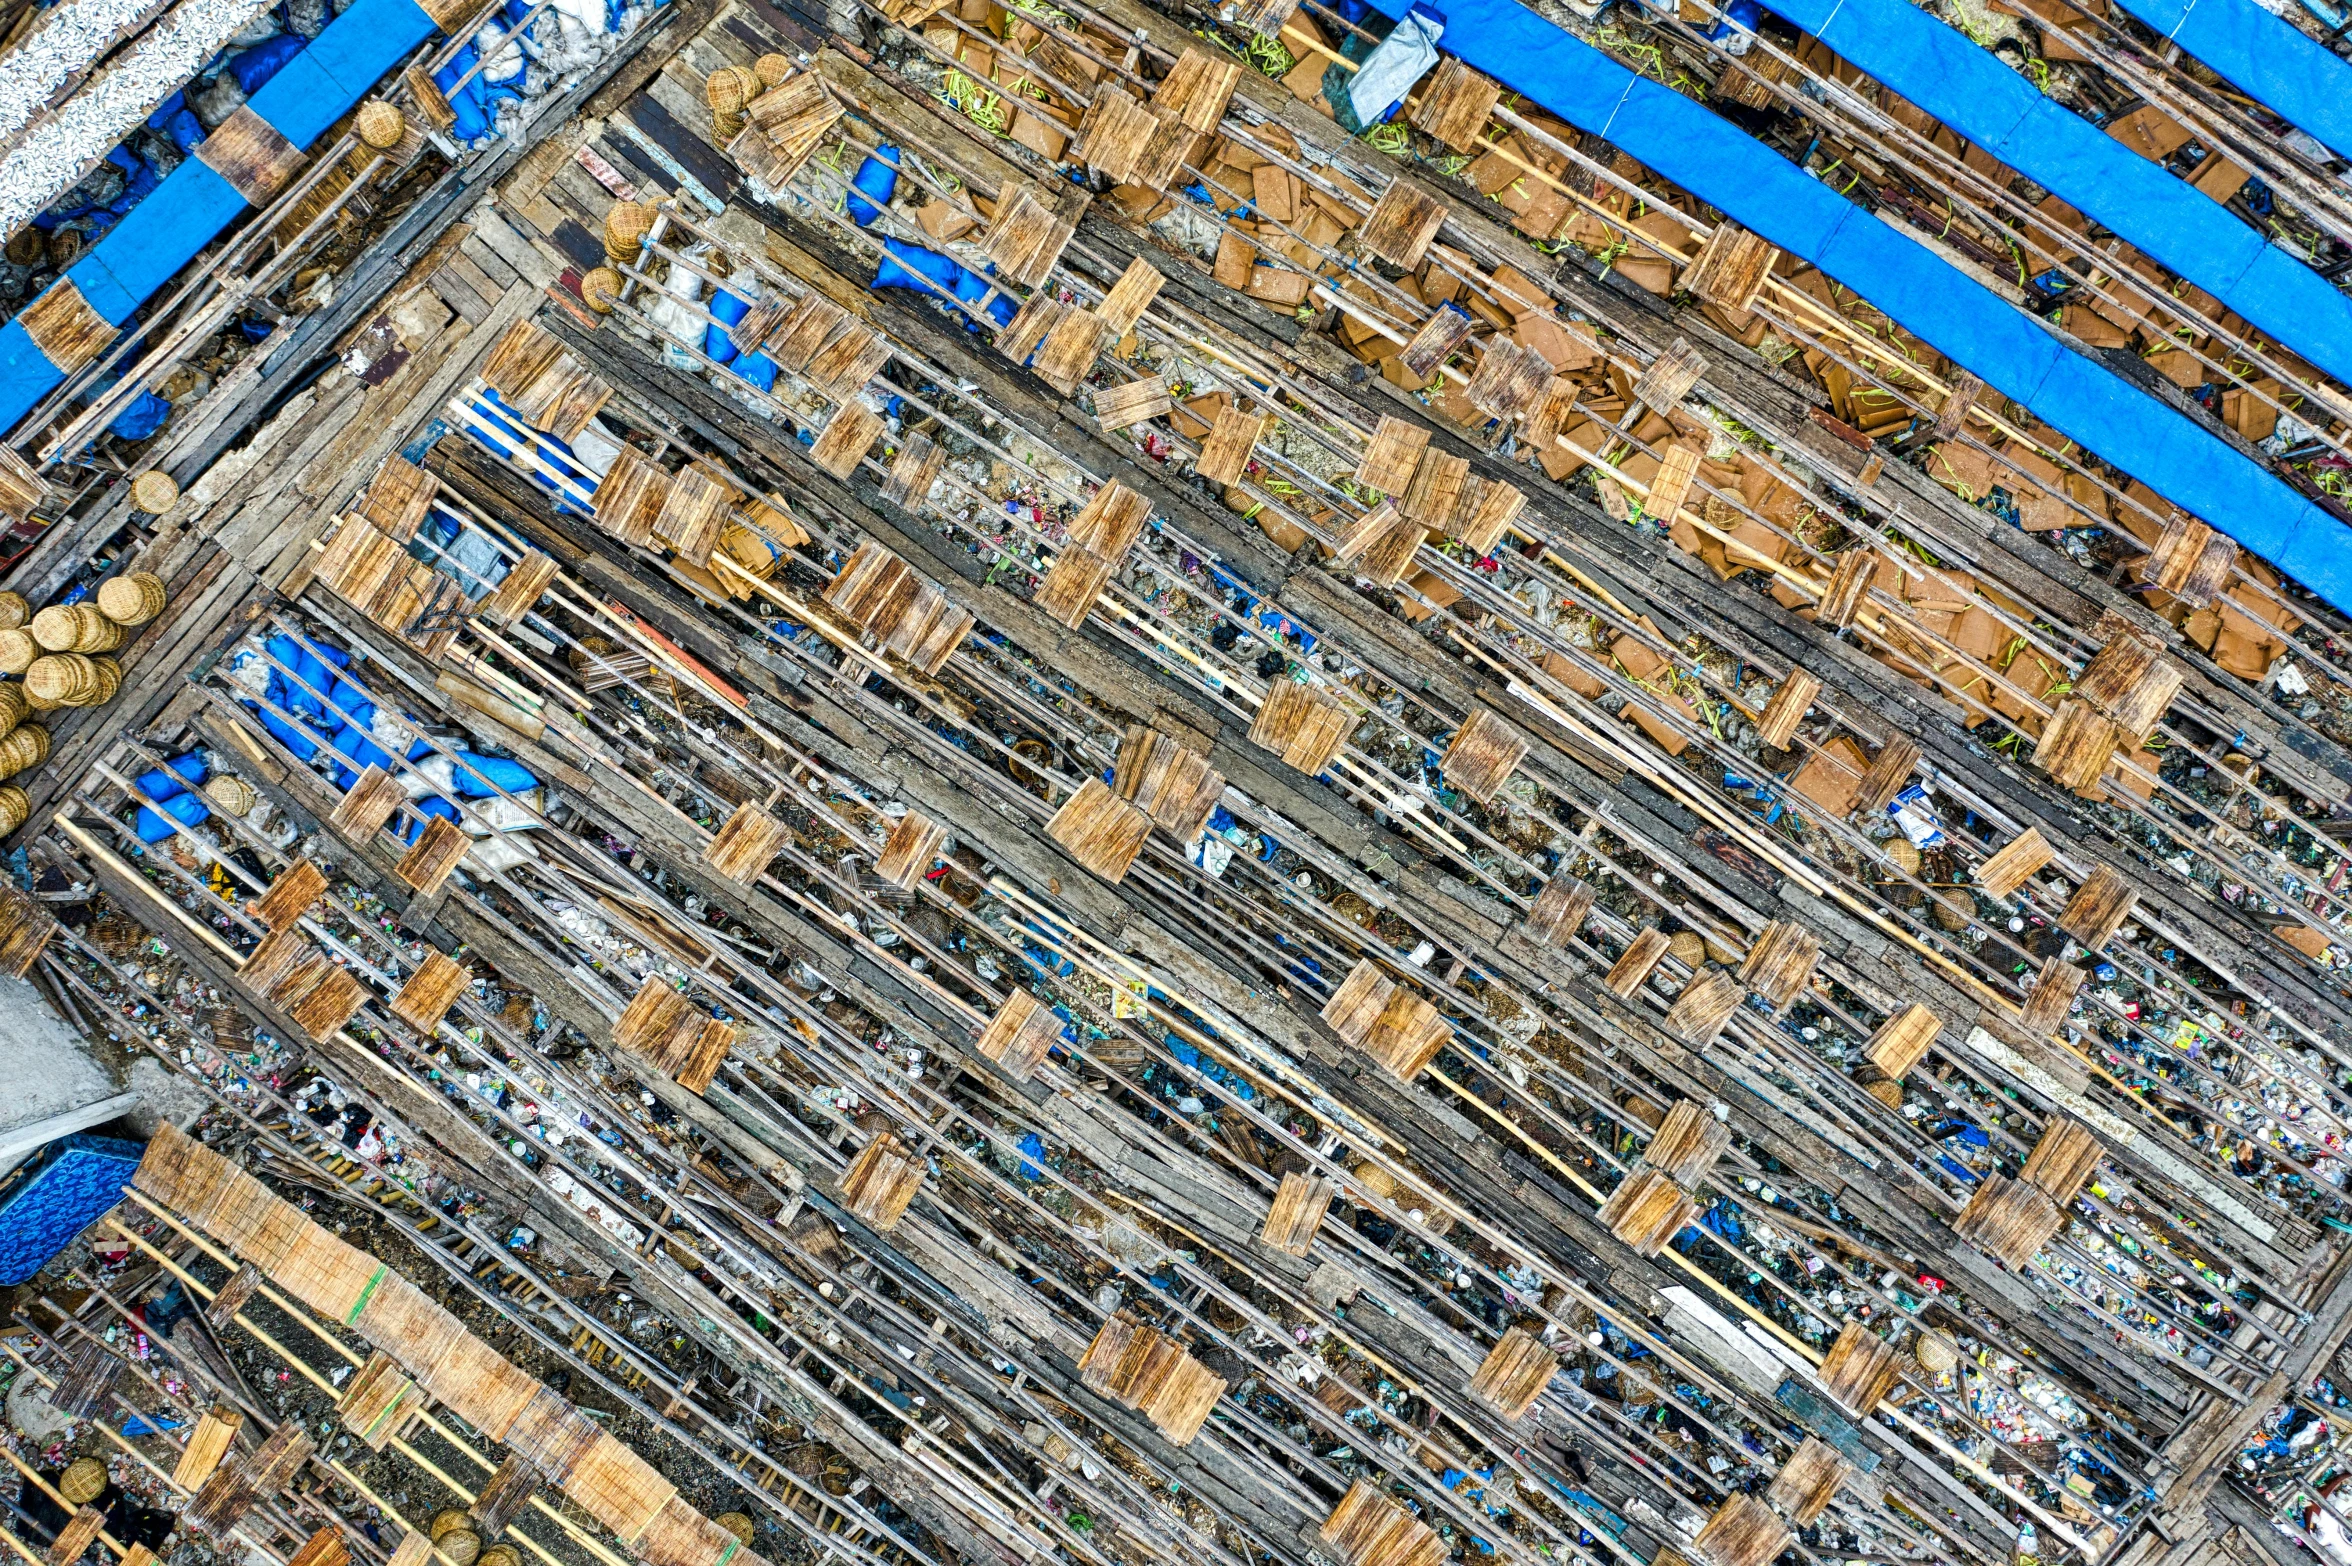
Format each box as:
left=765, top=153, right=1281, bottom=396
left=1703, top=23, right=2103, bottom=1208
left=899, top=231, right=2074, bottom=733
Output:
left=346, top=1264, right=388, bottom=1325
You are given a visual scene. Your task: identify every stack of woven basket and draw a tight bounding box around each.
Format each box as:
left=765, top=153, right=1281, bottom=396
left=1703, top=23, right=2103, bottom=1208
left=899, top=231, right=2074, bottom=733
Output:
left=0, top=572, right=167, bottom=715
left=706, top=54, right=792, bottom=143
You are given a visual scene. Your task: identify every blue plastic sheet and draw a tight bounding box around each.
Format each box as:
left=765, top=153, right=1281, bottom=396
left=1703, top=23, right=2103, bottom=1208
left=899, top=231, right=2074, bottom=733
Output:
left=2108, top=0, right=2352, bottom=162
left=1350, top=0, right=2352, bottom=623
left=1763, top=0, right=2352, bottom=389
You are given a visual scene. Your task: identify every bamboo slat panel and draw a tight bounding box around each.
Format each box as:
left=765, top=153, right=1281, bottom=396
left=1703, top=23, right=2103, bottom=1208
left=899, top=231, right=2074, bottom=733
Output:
left=1816, top=1323, right=1901, bottom=1415
left=2057, top=865, right=2136, bottom=953
left=1596, top=1166, right=1694, bottom=1256
left=2018, top=1118, right=2102, bottom=1204
left=1260, top=1173, right=1332, bottom=1257
left=1248, top=680, right=1351, bottom=774
left=253, top=858, right=328, bottom=931
left=1665, top=968, right=1744, bottom=1044
left=1440, top=709, right=1527, bottom=804
left=874, top=810, right=947, bottom=889
left=172, top=1406, right=243, bottom=1488
left=1975, top=827, right=2053, bottom=898
left=1737, top=920, right=1821, bottom=1009
left=568, top=1432, right=678, bottom=1543
left=1604, top=928, right=1671, bottom=997
left=390, top=951, right=470, bottom=1036
left=338, top=1351, right=424, bottom=1451
left=839, top=1132, right=925, bottom=1231
left=1319, top=1480, right=1447, bottom=1566
left=1467, top=1327, right=1555, bottom=1421
left=1076, top=1314, right=1226, bottom=1445
left=1112, top=725, right=1222, bottom=841
left=1953, top=1171, right=2063, bottom=1269
left=1764, top=1436, right=1851, bottom=1525
left=1520, top=877, right=1592, bottom=949
left=1643, top=1100, right=1730, bottom=1185
left=1046, top=778, right=1151, bottom=882
left=1691, top=1494, right=1789, bottom=1566
left=975, top=989, right=1061, bottom=1081
left=704, top=804, right=789, bottom=885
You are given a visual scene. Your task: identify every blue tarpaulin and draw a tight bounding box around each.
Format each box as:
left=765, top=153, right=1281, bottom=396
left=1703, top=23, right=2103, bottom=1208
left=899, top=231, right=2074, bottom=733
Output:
left=1759, top=0, right=2352, bottom=391
left=1351, top=0, right=2352, bottom=620
left=2106, top=0, right=2352, bottom=163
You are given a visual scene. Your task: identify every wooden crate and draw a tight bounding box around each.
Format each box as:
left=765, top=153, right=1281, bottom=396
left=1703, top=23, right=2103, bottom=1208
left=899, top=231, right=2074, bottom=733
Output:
left=1078, top=86, right=1159, bottom=182
left=1864, top=1003, right=1940, bottom=1079
left=18, top=279, right=112, bottom=375
left=1765, top=1436, right=1851, bottom=1525
left=1320, top=959, right=1394, bottom=1047
left=1853, top=737, right=1922, bottom=815
left=1196, top=408, right=1266, bottom=485
left=1975, top=827, right=2053, bottom=899
left=1451, top=477, right=1524, bottom=557
left=1408, top=56, right=1501, bottom=150
left=840, top=1132, right=926, bottom=1231
left=357, top=457, right=437, bottom=544
left=591, top=447, right=670, bottom=549
left=1596, top=1165, right=1695, bottom=1256
left=1692, top=1493, right=1790, bottom=1566
left=1738, top=920, right=1821, bottom=1008
left=395, top=816, right=470, bottom=895
left=2057, top=865, right=2136, bottom=952
left=810, top=403, right=885, bottom=479
left=1521, top=877, right=1592, bottom=949
left=1320, top=1481, right=1447, bottom=1566
left=1440, top=709, right=1527, bottom=804
left=874, top=810, right=947, bottom=889
left=1400, top=449, right=1469, bottom=528
left=274, top=954, right=366, bottom=1041
left=254, top=858, right=327, bottom=931
left=1464, top=339, right=1552, bottom=423
left=1754, top=670, right=1820, bottom=750
left=1248, top=680, right=1352, bottom=774
left=1643, top=1100, right=1730, bottom=1184
left=185, top=1418, right=314, bottom=1536
left=2019, top=1118, right=2102, bottom=1204
left=1330, top=503, right=1425, bottom=588
left=1358, top=181, right=1447, bottom=268
left=1953, top=1171, right=2062, bottom=1269
left=1356, top=416, right=1431, bottom=495
left=882, top=432, right=946, bottom=509
left=1604, top=927, right=1672, bottom=997
left=1260, top=1172, right=1333, bottom=1257
left=704, top=804, right=789, bottom=885
left=1399, top=306, right=1474, bottom=382
left=1149, top=48, right=1241, bottom=133
left=1816, top=1322, right=1900, bottom=1415
left=2016, top=956, right=2085, bottom=1036
left=1094, top=375, right=1172, bottom=431
left=976, top=989, right=1061, bottom=1081
left=1665, top=968, right=1744, bottom=1044
left=1362, top=987, right=1448, bottom=1081
left=1077, top=1314, right=1228, bottom=1444
left=2075, top=628, right=2180, bottom=742
left=1096, top=257, right=1166, bottom=338
left=652, top=464, right=737, bottom=569
left=1046, top=778, right=1153, bottom=882
left=173, top=1405, right=244, bottom=1488
left=1814, top=549, right=1878, bottom=629
left=338, top=1351, right=423, bottom=1451
left=2143, top=515, right=2236, bottom=607
left=984, top=181, right=1087, bottom=289
left=1467, top=1327, right=1556, bottom=1421
left=1681, top=224, right=1778, bottom=316
left=390, top=951, right=469, bottom=1037
left=1112, top=725, right=1223, bottom=841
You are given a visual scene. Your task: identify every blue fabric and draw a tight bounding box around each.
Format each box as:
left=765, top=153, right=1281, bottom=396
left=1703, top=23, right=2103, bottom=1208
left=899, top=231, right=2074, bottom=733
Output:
left=705, top=286, right=747, bottom=365
left=1353, top=0, right=2352, bottom=622
left=229, top=33, right=307, bottom=94
left=109, top=390, right=171, bottom=440
left=848, top=147, right=897, bottom=226
left=0, top=1135, right=143, bottom=1286
left=1774, top=0, right=2352, bottom=387
left=69, top=158, right=248, bottom=323
left=2109, top=0, right=2352, bottom=162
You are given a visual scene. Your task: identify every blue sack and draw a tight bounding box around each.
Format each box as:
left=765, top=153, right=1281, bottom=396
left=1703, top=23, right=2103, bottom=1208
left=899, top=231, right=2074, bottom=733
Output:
left=229, top=34, right=306, bottom=94
left=848, top=147, right=898, bottom=226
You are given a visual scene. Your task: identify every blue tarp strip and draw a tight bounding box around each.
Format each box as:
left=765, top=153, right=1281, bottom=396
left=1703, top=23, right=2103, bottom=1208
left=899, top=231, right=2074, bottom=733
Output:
left=1765, top=0, right=2352, bottom=391
left=0, top=0, right=441, bottom=436
left=1353, top=0, right=2352, bottom=619
left=2109, top=0, right=2352, bottom=163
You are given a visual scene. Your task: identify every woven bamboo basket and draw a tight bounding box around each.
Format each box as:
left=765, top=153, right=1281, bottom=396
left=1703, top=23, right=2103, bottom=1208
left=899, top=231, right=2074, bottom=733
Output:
left=0, top=629, right=35, bottom=673
left=68, top=604, right=123, bottom=652
left=88, top=656, right=121, bottom=704
left=25, top=653, right=99, bottom=707
left=206, top=776, right=259, bottom=817
left=568, top=1433, right=679, bottom=1542
left=712, top=108, right=747, bottom=143
left=705, top=65, right=753, bottom=114
left=430, top=1511, right=470, bottom=1543
left=603, top=201, right=656, bottom=261
left=131, top=471, right=179, bottom=513
left=0, top=681, right=27, bottom=734
left=476, top=1545, right=520, bottom=1566
left=97, top=571, right=167, bottom=625
left=715, top=1515, right=754, bottom=1545
left=0, top=724, right=50, bottom=778
left=0, top=593, right=25, bottom=630
left=1914, top=1330, right=1959, bottom=1374
left=0, top=786, right=30, bottom=836
left=754, top=53, right=790, bottom=85
left=581, top=267, right=623, bottom=314
left=356, top=100, right=407, bottom=149
left=60, top=1458, right=106, bottom=1504
left=29, top=605, right=78, bottom=651
left=435, top=1530, right=481, bottom=1566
